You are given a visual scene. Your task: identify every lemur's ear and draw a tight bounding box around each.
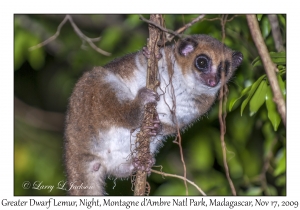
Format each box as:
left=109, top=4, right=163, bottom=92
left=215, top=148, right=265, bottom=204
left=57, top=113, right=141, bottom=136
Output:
left=178, top=37, right=198, bottom=57
left=232, top=51, right=243, bottom=69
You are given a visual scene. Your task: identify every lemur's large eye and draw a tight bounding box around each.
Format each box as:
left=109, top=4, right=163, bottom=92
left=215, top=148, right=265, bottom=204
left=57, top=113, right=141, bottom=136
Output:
left=195, top=55, right=210, bottom=71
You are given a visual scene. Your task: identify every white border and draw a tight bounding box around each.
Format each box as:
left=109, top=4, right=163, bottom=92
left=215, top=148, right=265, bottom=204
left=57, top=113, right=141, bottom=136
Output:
left=2, top=1, right=299, bottom=209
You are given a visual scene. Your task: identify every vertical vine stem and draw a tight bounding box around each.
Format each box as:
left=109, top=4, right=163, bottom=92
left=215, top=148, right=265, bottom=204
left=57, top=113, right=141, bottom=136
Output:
left=218, top=15, right=237, bottom=196
left=134, top=14, right=162, bottom=196
left=246, top=15, right=286, bottom=126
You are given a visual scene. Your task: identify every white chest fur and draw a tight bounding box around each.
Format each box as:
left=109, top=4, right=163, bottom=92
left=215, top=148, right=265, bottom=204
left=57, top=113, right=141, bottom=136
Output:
left=94, top=126, right=164, bottom=178
left=93, top=48, right=216, bottom=178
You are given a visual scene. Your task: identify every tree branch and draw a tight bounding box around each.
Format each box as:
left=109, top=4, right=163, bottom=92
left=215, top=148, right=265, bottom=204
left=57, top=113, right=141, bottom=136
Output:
left=133, top=14, right=162, bottom=196
left=139, top=15, right=206, bottom=43
left=29, top=15, right=69, bottom=52
left=29, top=15, right=111, bottom=56
left=173, top=133, right=189, bottom=195
left=139, top=15, right=180, bottom=41
left=268, top=15, right=285, bottom=52
left=218, top=15, right=237, bottom=196
left=246, top=15, right=286, bottom=126
left=166, top=15, right=205, bottom=41
left=14, top=97, right=64, bottom=132
left=151, top=169, right=206, bottom=196
left=175, top=15, right=205, bottom=34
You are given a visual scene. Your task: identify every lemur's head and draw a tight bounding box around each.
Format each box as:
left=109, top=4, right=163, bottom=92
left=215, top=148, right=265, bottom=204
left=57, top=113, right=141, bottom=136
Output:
left=174, top=35, right=243, bottom=95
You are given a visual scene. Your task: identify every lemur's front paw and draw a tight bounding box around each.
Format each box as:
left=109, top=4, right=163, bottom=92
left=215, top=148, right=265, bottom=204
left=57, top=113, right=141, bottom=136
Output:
left=138, top=87, right=159, bottom=105
left=142, top=113, right=161, bottom=136
left=142, top=47, right=162, bottom=60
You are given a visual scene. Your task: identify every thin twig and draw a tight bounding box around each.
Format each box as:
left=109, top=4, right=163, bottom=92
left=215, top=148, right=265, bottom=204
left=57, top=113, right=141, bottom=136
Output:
left=202, top=14, right=239, bottom=23
left=246, top=15, right=286, bottom=126
left=166, top=15, right=205, bottom=41
left=166, top=52, right=188, bottom=195
left=15, top=97, right=64, bottom=132
left=202, top=17, right=221, bottom=22
left=218, top=15, right=237, bottom=196
left=177, top=133, right=188, bottom=195
left=163, top=47, right=189, bottom=195
left=176, top=15, right=205, bottom=34
left=139, top=15, right=205, bottom=42
left=139, top=15, right=182, bottom=40
left=66, top=15, right=111, bottom=56
left=151, top=169, right=206, bottom=196
left=141, top=15, right=206, bottom=43
left=29, top=15, right=111, bottom=56
left=226, top=14, right=241, bottom=22
left=260, top=138, right=277, bottom=195
left=173, top=132, right=189, bottom=195
left=29, top=15, right=69, bottom=51
left=219, top=99, right=237, bottom=195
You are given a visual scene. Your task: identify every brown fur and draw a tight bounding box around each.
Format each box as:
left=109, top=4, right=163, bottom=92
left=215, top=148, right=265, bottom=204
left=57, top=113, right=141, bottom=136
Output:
left=175, top=35, right=235, bottom=78
left=64, top=34, right=243, bottom=195
left=64, top=67, right=146, bottom=195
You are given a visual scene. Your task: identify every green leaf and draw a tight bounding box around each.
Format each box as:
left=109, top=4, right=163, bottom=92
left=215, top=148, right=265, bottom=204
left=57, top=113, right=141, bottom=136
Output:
left=265, top=86, right=281, bottom=131
left=262, top=122, right=275, bottom=157
left=252, top=52, right=286, bottom=68
left=27, top=36, right=45, bottom=70
left=257, top=14, right=263, bottom=21
left=261, top=16, right=271, bottom=39
left=249, top=80, right=267, bottom=116
left=14, top=32, right=26, bottom=70
left=277, top=74, right=286, bottom=97
left=124, top=15, right=142, bottom=28
left=270, top=51, right=286, bottom=58
left=271, top=58, right=286, bottom=65
left=270, top=52, right=286, bottom=65
left=278, top=65, right=286, bottom=71
left=251, top=55, right=261, bottom=67
left=275, top=175, right=286, bottom=186
left=271, top=59, right=286, bottom=66
left=274, top=148, right=286, bottom=176
left=278, top=14, right=286, bottom=28
left=28, top=48, right=45, bottom=70
left=229, top=85, right=252, bottom=111
left=244, top=187, right=262, bottom=196
left=240, top=75, right=266, bottom=116
left=253, top=60, right=262, bottom=67
left=267, top=185, right=278, bottom=196
left=99, top=27, right=123, bottom=51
